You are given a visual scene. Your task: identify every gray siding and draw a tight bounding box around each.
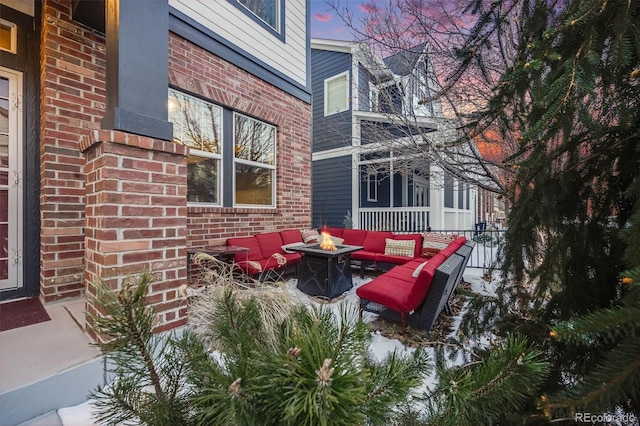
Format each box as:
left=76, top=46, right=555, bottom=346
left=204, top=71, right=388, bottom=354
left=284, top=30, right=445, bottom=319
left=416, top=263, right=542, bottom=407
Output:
left=359, top=165, right=390, bottom=208
left=311, top=48, right=352, bottom=152
left=358, top=63, right=373, bottom=112
left=312, top=156, right=352, bottom=228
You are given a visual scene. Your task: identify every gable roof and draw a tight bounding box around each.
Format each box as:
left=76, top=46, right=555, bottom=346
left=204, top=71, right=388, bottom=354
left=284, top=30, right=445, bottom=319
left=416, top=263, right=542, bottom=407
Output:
left=311, top=38, right=393, bottom=82
left=383, top=42, right=428, bottom=76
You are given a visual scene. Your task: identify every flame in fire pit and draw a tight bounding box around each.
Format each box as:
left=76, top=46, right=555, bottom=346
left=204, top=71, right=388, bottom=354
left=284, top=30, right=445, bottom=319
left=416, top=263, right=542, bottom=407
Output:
left=319, top=231, right=337, bottom=251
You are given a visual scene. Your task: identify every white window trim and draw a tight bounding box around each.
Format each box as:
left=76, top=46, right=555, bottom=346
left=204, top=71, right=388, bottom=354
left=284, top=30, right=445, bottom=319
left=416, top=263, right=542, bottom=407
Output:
left=187, top=148, right=223, bottom=207
left=232, top=112, right=277, bottom=208
left=368, top=82, right=379, bottom=112
left=324, top=71, right=349, bottom=116
left=168, top=89, right=224, bottom=206
left=233, top=159, right=277, bottom=208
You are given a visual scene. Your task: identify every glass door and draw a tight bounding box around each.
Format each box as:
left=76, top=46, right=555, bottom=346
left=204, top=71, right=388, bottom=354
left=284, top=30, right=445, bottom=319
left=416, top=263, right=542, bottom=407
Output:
left=0, top=68, right=22, bottom=291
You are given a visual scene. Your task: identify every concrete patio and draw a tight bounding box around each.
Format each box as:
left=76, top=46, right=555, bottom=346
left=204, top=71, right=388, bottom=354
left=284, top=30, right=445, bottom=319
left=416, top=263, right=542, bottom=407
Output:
left=0, top=298, right=104, bottom=426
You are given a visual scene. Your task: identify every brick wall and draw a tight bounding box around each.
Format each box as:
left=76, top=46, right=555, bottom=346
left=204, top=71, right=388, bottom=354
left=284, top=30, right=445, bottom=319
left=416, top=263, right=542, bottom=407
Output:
left=40, top=0, right=106, bottom=302
left=38, top=1, right=312, bottom=308
left=168, top=34, right=313, bottom=247
left=81, top=131, right=188, bottom=339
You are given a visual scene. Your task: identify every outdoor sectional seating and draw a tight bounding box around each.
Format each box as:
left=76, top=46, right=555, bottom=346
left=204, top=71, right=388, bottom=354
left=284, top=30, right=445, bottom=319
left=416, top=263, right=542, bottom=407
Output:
left=322, top=227, right=424, bottom=277
left=224, top=227, right=474, bottom=330
left=226, top=229, right=304, bottom=280
left=356, top=237, right=475, bottom=331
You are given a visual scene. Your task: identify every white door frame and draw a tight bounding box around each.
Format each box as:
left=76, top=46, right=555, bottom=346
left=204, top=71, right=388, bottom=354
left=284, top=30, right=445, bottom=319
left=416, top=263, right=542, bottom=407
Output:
left=0, top=66, right=23, bottom=292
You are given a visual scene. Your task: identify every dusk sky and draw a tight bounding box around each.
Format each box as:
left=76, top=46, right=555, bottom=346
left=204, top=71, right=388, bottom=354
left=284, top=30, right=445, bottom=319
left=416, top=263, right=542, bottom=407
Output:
left=310, top=0, right=366, bottom=40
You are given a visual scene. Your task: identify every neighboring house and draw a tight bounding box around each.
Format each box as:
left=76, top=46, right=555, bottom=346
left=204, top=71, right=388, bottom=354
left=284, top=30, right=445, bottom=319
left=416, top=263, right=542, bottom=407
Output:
left=0, top=0, right=311, bottom=336
left=310, top=39, right=476, bottom=232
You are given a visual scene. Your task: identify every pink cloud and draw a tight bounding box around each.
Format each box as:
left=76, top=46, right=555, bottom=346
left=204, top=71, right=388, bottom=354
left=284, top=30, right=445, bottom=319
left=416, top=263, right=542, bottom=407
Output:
left=314, top=12, right=333, bottom=22
left=357, top=3, right=378, bottom=13
left=332, top=26, right=346, bottom=35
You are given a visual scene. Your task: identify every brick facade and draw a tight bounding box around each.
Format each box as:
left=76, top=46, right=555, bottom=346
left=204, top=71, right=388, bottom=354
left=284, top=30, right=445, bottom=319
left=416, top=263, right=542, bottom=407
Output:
left=168, top=33, right=312, bottom=248
left=40, top=0, right=106, bottom=302
left=81, top=131, right=188, bottom=340
left=36, top=0, right=312, bottom=333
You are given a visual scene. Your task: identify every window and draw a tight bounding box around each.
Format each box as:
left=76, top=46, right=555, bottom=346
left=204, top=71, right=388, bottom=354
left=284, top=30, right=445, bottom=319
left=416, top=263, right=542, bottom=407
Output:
left=367, top=169, right=378, bottom=202
left=230, top=0, right=284, bottom=39
left=324, top=72, right=349, bottom=116
left=369, top=83, right=379, bottom=112
left=444, top=173, right=454, bottom=208
left=168, top=89, right=223, bottom=204
left=234, top=113, right=276, bottom=206
left=0, top=19, right=16, bottom=54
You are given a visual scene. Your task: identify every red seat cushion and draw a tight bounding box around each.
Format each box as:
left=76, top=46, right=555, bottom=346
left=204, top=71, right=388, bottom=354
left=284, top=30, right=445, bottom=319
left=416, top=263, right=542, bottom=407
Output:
left=236, top=257, right=285, bottom=276
left=357, top=253, right=448, bottom=313
left=282, top=252, right=302, bottom=264
left=392, top=233, right=423, bottom=257
left=227, top=237, right=263, bottom=262
left=363, top=231, right=393, bottom=253
left=255, top=232, right=285, bottom=256
left=342, top=229, right=367, bottom=246
left=351, top=250, right=377, bottom=261
left=356, top=273, right=417, bottom=312
left=234, top=261, right=262, bottom=276
left=375, top=253, right=413, bottom=265
left=280, top=229, right=303, bottom=244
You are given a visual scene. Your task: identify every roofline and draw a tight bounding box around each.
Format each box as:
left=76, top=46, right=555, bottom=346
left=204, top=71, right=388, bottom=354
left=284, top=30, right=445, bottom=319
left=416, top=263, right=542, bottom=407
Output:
left=310, top=38, right=357, bottom=53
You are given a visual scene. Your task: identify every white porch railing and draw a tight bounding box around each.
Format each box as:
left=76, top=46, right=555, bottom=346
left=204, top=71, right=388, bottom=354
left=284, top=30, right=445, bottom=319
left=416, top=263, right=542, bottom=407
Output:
left=359, top=207, right=430, bottom=232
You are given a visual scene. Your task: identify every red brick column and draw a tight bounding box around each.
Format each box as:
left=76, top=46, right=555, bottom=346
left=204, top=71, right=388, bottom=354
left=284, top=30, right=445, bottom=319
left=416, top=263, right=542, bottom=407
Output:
left=81, top=130, right=188, bottom=342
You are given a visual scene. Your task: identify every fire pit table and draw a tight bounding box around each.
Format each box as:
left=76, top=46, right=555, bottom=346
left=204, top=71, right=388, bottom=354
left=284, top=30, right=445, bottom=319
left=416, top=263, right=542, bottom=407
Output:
left=288, top=244, right=363, bottom=300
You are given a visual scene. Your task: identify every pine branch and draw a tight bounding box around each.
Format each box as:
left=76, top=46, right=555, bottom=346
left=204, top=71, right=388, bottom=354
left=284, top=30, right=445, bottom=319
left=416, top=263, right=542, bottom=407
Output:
left=426, top=334, right=550, bottom=425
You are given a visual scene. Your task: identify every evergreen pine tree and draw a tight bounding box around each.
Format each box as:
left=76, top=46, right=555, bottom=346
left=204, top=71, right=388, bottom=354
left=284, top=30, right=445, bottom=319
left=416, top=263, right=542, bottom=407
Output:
left=88, top=271, right=196, bottom=425
left=456, top=0, right=640, bottom=421
left=540, top=269, right=640, bottom=420
left=89, top=263, right=433, bottom=425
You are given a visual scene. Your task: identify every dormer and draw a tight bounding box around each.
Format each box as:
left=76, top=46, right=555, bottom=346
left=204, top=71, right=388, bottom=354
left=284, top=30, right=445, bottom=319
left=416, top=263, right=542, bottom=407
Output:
left=383, top=43, right=442, bottom=118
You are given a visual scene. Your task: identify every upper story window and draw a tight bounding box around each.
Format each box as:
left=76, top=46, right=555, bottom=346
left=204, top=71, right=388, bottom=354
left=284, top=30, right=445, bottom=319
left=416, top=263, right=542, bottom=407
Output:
left=234, top=113, right=277, bottom=207
left=0, top=19, right=17, bottom=54
left=369, top=83, right=379, bottom=112
left=168, top=89, right=223, bottom=205
left=325, top=72, right=349, bottom=116
left=230, top=0, right=284, bottom=39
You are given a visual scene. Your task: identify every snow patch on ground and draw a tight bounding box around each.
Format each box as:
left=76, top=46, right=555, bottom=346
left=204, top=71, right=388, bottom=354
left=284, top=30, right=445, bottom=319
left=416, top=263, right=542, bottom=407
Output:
left=58, top=266, right=497, bottom=425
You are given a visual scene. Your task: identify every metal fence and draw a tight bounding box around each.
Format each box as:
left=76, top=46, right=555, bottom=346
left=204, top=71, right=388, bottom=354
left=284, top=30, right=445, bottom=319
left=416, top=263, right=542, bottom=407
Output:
left=430, top=228, right=506, bottom=270
left=364, top=226, right=506, bottom=270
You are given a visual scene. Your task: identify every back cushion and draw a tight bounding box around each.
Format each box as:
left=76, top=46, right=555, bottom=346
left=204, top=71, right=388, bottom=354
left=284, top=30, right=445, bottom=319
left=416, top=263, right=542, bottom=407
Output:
left=421, top=232, right=456, bottom=257
left=384, top=238, right=416, bottom=257
left=255, top=232, right=285, bottom=256
left=423, top=253, right=447, bottom=276
left=393, top=233, right=423, bottom=257
left=363, top=231, right=393, bottom=253
left=227, top=237, right=263, bottom=261
left=280, top=229, right=303, bottom=244
left=323, top=227, right=344, bottom=238
left=342, top=229, right=368, bottom=246
left=301, top=229, right=320, bottom=243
